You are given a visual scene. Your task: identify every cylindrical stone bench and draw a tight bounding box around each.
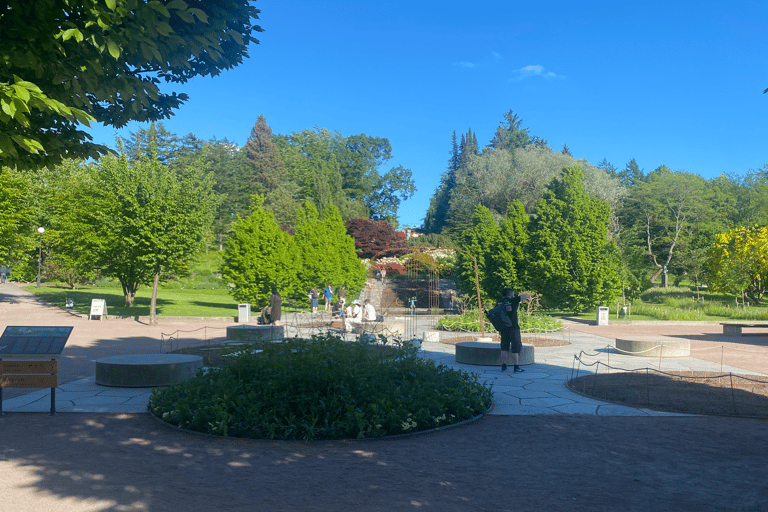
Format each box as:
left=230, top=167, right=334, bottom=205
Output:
left=95, top=354, right=203, bottom=387
left=226, top=325, right=285, bottom=344
left=615, top=336, right=690, bottom=357
left=455, top=341, right=534, bottom=366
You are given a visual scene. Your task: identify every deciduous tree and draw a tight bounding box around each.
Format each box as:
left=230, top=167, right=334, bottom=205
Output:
left=0, top=0, right=262, bottom=170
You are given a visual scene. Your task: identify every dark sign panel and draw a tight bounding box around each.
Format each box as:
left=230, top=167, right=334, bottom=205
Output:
left=0, top=326, right=73, bottom=358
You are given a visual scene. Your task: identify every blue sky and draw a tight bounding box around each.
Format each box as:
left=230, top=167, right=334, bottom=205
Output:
left=87, top=0, right=768, bottom=227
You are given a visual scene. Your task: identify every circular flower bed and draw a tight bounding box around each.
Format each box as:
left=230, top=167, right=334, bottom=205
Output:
left=150, top=334, right=492, bottom=440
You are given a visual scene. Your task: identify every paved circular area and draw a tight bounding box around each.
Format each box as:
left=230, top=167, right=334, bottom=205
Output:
left=3, top=283, right=768, bottom=511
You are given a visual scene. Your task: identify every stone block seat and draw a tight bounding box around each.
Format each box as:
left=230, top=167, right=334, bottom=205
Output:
left=226, top=325, right=285, bottom=345
left=720, top=323, right=768, bottom=336
left=454, top=339, right=534, bottom=366
left=615, top=336, right=690, bottom=357
left=95, top=354, right=203, bottom=387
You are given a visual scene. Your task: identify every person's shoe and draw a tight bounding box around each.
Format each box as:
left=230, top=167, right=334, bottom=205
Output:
left=501, top=364, right=507, bottom=372
left=514, top=366, right=524, bottom=373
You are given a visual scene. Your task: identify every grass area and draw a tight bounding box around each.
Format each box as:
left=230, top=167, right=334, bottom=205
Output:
left=149, top=334, right=493, bottom=440
left=23, top=285, right=241, bottom=317
left=556, top=286, right=768, bottom=322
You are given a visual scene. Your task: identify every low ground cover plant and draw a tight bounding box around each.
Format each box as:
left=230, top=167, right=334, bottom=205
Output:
left=149, top=334, right=493, bottom=440
left=435, top=309, right=562, bottom=333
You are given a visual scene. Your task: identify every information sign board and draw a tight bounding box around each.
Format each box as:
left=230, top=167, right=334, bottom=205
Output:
left=0, top=326, right=72, bottom=359
left=89, top=299, right=108, bottom=320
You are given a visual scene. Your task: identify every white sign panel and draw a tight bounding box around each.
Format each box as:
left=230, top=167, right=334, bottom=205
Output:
left=89, top=299, right=108, bottom=320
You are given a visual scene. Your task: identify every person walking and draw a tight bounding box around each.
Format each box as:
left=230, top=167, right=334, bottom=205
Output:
left=497, top=288, right=529, bottom=372
left=323, top=284, right=334, bottom=312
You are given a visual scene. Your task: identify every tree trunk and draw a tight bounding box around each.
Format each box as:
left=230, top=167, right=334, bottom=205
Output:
left=150, top=271, right=160, bottom=325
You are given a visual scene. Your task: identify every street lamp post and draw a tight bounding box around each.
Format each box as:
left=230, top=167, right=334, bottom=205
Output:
left=36, top=227, right=44, bottom=288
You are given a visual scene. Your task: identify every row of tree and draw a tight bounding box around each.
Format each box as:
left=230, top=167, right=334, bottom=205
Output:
left=427, top=109, right=768, bottom=306
left=223, top=197, right=367, bottom=308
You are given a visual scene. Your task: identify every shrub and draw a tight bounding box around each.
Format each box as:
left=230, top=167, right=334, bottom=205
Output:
left=149, top=334, right=492, bottom=440
left=435, top=309, right=563, bottom=333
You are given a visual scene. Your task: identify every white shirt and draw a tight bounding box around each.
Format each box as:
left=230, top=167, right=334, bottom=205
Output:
left=363, top=303, right=376, bottom=321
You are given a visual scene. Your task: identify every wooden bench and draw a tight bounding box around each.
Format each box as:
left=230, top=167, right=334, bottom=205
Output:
left=720, top=323, right=768, bottom=336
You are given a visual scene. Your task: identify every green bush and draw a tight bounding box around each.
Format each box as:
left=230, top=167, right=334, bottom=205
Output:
left=434, top=309, right=563, bottom=332
left=149, top=334, right=492, bottom=440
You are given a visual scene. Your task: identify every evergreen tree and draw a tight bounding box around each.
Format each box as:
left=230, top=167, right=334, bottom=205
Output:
left=222, top=195, right=301, bottom=307
left=245, top=114, right=287, bottom=196
left=489, top=110, right=530, bottom=151
left=293, top=202, right=366, bottom=304
left=489, top=200, right=529, bottom=297
left=424, top=131, right=459, bottom=233
left=456, top=204, right=501, bottom=302
left=618, top=158, right=645, bottom=188
left=561, top=143, right=572, bottom=157
left=527, top=166, right=620, bottom=312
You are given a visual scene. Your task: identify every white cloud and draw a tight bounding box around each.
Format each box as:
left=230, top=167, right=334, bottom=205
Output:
left=453, top=61, right=476, bottom=68
left=513, top=64, right=564, bottom=81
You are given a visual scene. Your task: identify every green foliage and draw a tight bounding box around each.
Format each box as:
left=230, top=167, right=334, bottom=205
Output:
left=618, top=167, right=713, bottom=283
left=293, top=202, right=367, bottom=303
left=0, top=167, right=34, bottom=264
left=1, top=0, right=262, bottom=170
left=456, top=205, right=500, bottom=302
left=704, top=226, right=768, bottom=303
left=435, top=309, right=563, bottom=333
left=45, top=140, right=218, bottom=308
left=149, top=334, right=492, bottom=440
left=528, top=166, right=621, bottom=312
left=222, top=196, right=301, bottom=308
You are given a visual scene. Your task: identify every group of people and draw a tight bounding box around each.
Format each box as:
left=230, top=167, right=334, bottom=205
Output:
left=342, top=298, right=376, bottom=333
left=309, top=284, right=347, bottom=314
left=307, top=283, right=376, bottom=333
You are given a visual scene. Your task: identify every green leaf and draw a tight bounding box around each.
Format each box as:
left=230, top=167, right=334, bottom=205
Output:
left=155, top=22, right=174, bottom=37
left=106, top=0, right=117, bottom=10
left=148, top=0, right=171, bottom=18
left=106, top=40, right=121, bottom=59
left=188, top=8, right=208, bottom=23
left=166, top=0, right=188, bottom=11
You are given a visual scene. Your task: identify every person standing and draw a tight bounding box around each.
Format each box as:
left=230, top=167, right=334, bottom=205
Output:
left=339, top=284, right=347, bottom=304
left=498, top=288, right=529, bottom=372
left=323, top=284, right=333, bottom=312
left=269, top=287, right=282, bottom=325
left=310, top=287, right=319, bottom=313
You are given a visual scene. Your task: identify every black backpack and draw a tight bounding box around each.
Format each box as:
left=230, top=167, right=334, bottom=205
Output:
left=485, top=302, right=506, bottom=331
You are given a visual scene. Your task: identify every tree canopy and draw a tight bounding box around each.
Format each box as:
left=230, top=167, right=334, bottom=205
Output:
left=0, top=0, right=262, bottom=170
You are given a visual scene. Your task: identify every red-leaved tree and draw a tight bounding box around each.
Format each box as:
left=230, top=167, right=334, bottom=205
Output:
left=345, top=219, right=408, bottom=259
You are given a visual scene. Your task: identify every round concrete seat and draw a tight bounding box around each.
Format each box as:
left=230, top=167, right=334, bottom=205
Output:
left=615, top=336, right=690, bottom=357
left=95, top=354, right=203, bottom=387
left=226, top=325, right=285, bottom=343
left=455, top=341, right=534, bottom=366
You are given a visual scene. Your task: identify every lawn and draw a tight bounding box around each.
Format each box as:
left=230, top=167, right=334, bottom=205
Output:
left=558, top=286, right=768, bottom=322
left=23, top=284, right=242, bottom=318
